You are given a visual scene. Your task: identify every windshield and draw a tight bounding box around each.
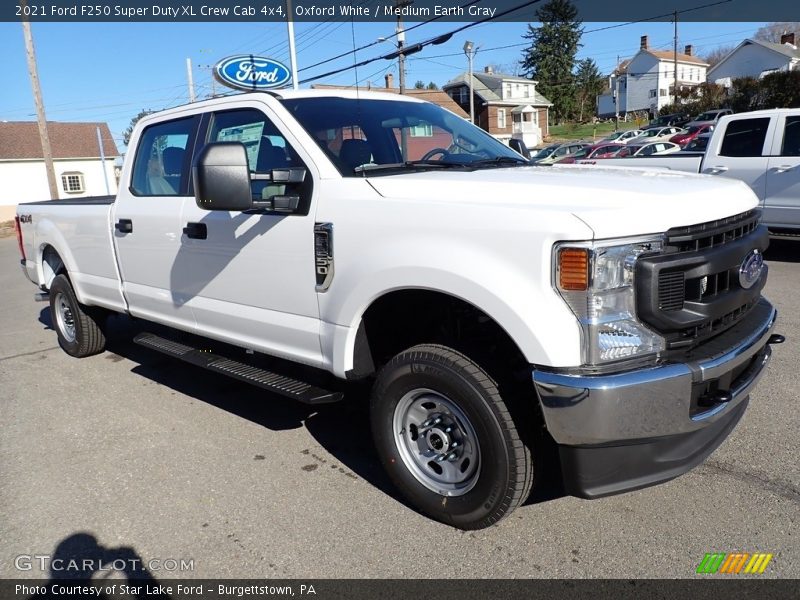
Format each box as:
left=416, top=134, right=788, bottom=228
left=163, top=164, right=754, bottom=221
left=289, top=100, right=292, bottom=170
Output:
left=530, top=145, right=559, bottom=159
left=696, top=111, right=719, bottom=121
left=279, top=97, right=525, bottom=176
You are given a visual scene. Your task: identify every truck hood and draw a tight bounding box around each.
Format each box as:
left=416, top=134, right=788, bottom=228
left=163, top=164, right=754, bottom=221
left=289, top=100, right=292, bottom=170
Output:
left=365, top=164, right=758, bottom=239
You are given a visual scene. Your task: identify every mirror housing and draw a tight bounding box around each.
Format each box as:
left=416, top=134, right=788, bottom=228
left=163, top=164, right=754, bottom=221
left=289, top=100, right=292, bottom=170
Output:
left=508, top=138, right=531, bottom=160
left=194, top=142, right=253, bottom=211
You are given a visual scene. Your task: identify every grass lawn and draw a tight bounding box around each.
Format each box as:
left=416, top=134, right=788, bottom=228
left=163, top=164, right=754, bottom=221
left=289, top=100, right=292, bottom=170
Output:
left=547, top=120, right=646, bottom=142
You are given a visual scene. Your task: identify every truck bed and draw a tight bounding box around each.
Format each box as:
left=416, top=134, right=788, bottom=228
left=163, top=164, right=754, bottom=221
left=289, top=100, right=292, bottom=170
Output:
left=21, top=195, right=116, bottom=206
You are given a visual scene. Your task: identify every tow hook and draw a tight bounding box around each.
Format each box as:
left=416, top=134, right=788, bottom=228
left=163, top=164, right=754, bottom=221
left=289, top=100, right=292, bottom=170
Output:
left=767, top=334, right=785, bottom=345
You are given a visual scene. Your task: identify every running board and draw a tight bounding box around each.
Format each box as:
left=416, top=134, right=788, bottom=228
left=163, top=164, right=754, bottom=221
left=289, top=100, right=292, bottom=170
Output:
left=133, top=332, right=342, bottom=404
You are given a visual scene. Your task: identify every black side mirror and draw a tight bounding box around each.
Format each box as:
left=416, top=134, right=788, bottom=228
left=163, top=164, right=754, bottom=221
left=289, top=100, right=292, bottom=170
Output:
left=194, top=142, right=253, bottom=211
left=508, top=138, right=531, bottom=159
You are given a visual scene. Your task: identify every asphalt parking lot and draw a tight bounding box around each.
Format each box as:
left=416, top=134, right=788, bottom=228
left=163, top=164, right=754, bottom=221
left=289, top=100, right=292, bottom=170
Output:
left=0, top=236, right=798, bottom=580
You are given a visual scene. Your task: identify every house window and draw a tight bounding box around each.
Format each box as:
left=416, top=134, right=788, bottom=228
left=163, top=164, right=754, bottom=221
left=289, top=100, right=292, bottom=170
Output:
left=524, top=86, right=530, bottom=98
left=497, top=109, right=507, bottom=129
left=61, top=172, right=84, bottom=194
left=659, top=89, right=667, bottom=97
left=505, top=83, right=511, bottom=98
left=649, top=89, right=657, bottom=98
left=410, top=124, right=433, bottom=137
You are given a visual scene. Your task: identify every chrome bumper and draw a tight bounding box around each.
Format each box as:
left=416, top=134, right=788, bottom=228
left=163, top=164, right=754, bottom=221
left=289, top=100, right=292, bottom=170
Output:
left=533, top=300, right=778, bottom=446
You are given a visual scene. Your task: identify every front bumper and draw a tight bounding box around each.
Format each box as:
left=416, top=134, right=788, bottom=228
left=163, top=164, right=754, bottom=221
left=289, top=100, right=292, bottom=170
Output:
left=532, top=298, right=778, bottom=498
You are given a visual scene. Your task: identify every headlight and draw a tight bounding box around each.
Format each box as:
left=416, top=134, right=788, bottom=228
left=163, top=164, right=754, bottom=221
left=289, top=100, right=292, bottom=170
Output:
left=554, top=236, right=665, bottom=366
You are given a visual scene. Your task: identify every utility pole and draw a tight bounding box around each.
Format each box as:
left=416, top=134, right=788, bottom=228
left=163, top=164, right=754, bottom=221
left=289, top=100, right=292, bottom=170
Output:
left=673, top=10, right=679, bottom=109
left=614, top=55, right=620, bottom=130
left=186, top=58, right=196, bottom=102
left=22, top=16, right=59, bottom=200
left=286, top=0, right=299, bottom=90
left=96, top=126, right=111, bottom=196
left=464, top=41, right=476, bottom=125
left=395, top=0, right=411, bottom=159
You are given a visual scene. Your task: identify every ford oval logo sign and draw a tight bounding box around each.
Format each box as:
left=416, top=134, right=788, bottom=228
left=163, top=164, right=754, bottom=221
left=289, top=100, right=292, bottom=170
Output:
left=214, top=55, right=291, bottom=91
left=739, top=249, right=764, bottom=289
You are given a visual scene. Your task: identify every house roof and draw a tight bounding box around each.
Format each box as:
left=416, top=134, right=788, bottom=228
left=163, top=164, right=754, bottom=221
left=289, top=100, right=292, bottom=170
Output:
left=310, top=84, right=468, bottom=118
left=643, top=49, right=709, bottom=66
left=0, top=121, right=119, bottom=161
left=442, top=72, right=553, bottom=106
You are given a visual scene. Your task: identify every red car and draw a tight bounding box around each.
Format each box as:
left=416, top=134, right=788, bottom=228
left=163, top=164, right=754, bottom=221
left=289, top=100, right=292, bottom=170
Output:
left=670, top=124, right=713, bottom=147
left=555, top=143, right=627, bottom=164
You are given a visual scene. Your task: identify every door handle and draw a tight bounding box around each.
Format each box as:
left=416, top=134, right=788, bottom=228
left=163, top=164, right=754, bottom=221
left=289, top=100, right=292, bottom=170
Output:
left=115, top=219, right=133, bottom=234
left=183, top=222, right=207, bottom=240
left=774, top=164, right=795, bottom=173
left=706, top=166, right=729, bottom=175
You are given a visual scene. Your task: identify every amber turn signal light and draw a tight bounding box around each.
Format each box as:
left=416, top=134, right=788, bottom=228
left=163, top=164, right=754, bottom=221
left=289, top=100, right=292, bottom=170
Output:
left=558, top=248, right=589, bottom=291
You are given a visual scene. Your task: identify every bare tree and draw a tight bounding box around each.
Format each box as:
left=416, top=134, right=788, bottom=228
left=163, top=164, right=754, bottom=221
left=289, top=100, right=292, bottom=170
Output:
left=753, top=22, right=800, bottom=43
left=702, top=44, right=736, bottom=68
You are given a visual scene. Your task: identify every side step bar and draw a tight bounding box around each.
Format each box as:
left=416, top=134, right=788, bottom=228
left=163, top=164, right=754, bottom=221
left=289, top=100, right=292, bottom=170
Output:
left=133, top=332, right=342, bottom=405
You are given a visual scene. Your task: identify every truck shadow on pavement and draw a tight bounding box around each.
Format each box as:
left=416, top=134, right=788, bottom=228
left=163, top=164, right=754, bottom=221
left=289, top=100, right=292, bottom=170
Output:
left=38, top=308, right=566, bottom=520
left=765, top=238, right=800, bottom=263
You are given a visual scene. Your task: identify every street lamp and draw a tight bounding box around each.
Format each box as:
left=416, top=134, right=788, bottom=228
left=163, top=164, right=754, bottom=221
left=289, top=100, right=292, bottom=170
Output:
left=463, top=41, right=475, bottom=124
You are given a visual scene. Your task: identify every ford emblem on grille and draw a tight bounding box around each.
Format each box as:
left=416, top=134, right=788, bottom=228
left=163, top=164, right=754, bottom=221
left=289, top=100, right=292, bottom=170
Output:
left=739, top=249, right=764, bottom=289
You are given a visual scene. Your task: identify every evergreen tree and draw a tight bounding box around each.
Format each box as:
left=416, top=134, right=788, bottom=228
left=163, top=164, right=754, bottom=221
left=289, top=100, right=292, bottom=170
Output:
left=520, top=0, right=582, bottom=123
left=414, top=80, right=426, bottom=89
left=123, top=109, right=153, bottom=147
left=426, top=81, right=439, bottom=90
left=574, top=58, right=603, bottom=121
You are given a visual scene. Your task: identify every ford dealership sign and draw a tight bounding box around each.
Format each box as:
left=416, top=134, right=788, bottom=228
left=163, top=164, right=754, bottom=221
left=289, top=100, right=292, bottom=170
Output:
left=214, top=55, right=291, bottom=91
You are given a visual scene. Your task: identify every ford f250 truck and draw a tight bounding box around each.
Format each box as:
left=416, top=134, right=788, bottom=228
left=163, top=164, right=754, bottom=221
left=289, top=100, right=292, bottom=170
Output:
left=15, top=91, right=784, bottom=529
left=576, top=109, right=800, bottom=235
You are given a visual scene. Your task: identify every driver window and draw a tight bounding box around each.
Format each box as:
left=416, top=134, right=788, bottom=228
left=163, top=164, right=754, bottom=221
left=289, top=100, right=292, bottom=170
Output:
left=207, top=109, right=303, bottom=200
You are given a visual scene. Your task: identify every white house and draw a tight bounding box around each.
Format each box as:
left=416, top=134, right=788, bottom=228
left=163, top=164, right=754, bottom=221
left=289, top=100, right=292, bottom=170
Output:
left=0, top=121, right=119, bottom=222
left=708, top=33, right=799, bottom=84
left=597, top=36, right=709, bottom=118
left=444, top=67, right=552, bottom=148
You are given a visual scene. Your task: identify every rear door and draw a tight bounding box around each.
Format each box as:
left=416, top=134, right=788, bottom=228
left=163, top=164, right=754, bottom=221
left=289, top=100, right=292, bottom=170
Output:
left=113, top=114, right=200, bottom=330
left=702, top=114, right=777, bottom=200
left=764, top=113, right=800, bottom=229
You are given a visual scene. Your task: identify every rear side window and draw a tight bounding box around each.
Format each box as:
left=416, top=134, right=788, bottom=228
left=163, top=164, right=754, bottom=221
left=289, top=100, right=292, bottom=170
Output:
left=719, top=118, right=770, bottom=157
left=780, top=116, right=800, bottom=157
left=131, top=117, right=198, bottom=196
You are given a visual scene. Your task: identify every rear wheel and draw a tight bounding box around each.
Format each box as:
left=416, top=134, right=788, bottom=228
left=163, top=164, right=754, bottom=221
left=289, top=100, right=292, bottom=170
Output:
left=49, top=274, right=106, bottom=357
left=371, top=344, right=533, bottom=529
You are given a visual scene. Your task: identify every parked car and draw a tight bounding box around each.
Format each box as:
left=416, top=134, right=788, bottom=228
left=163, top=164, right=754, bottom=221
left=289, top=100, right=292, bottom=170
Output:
left=686, top=108, right=733, bottom=128
left=594, top=108, right=800, bottom=234
left=671, top=124, right=714, bottom=147
left=533, top=142, right=590, bottom=164
left=628, top=126, right=686, bottom=145
left=681, top=132, right=713, bottom=152
left=14, top=90, right=781, bottom=530
left=555, top=143, right=627, bottom=164
left=599, top=129, right=643, bottom=144
left=646, top=112, right=690, bottom=129
left=615, top=141, right=682, bottom=157
left=528, top=143, right=564, bottom=162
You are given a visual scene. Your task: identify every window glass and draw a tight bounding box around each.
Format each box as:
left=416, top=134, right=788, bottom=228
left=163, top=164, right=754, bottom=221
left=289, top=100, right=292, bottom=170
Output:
left=279, top=97, right=523, bottom=176
left=780, top=116, right=800, bottom=157
left=61, top=172, right=85, bottom=194
left=207, top=109, right=303, bottom=200
left=131, top=117, right=196, bottom=196
left=720, top=118, right=770, bottom=157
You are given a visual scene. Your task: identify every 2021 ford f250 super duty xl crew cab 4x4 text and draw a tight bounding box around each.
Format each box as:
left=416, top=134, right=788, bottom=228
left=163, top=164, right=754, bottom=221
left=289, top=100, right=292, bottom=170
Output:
left=15, top=91, right=783, bottom=529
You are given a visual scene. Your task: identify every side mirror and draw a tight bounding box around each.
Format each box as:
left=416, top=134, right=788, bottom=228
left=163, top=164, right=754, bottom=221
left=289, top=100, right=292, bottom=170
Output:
left=193, top=142, right=253, bottom=211
left=508, top=138, right=531, bottom=159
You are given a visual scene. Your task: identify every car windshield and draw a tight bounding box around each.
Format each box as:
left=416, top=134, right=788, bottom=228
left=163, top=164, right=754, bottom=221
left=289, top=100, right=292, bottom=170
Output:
left=530, top=145, right=560, bottom=159
left=279, top=96, right=525, bottom=176
left=605, top=131, right=625, bottom=140
left=684, top=126, right=701, bottom=135
left=695, top=111, right=718, bottom=121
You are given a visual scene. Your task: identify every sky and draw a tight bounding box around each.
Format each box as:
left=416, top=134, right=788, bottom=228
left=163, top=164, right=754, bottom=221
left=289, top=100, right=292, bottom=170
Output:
left=0, top=19, right=765, bottom=151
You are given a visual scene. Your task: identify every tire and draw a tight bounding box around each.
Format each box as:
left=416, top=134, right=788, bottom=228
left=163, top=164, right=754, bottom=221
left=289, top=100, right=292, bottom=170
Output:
left=370, top=344, right=533, bottom=530
left=49, top=274, right=106, bottom=357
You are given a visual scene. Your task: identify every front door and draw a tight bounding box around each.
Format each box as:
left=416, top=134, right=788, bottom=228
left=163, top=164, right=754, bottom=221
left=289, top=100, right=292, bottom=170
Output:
left=765, top=114, right=800, bottom=230
left=177, top=106, right=323, bottom=366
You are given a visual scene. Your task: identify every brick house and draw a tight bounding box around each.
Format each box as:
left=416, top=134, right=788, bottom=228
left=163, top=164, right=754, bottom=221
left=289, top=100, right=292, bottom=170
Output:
left=443, top=67, right=552, bottom=148
left=0, top=121, right=119, bottom=221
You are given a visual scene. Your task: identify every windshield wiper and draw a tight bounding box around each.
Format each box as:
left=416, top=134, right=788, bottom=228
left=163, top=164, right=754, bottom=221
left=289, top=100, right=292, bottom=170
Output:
left=467, top=156, right=529, bottom=168
left=353, top=160, right=471, bottom=174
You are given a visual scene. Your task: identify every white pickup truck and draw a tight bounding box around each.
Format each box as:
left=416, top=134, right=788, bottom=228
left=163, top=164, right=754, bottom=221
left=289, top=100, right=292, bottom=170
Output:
left=15, top=90, right=783, bottom=529
left=576, top=109, right=800, bottom=235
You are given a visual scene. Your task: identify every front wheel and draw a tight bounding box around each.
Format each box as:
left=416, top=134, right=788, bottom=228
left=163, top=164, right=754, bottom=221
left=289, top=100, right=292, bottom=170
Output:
left=49, top=274, right=106, bottom=357
left=371, top=344, right=533, bottom=529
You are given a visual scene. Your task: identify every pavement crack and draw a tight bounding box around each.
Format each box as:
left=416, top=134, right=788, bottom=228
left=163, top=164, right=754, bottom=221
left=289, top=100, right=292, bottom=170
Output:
left=697, top=459, right=800, bottom=504
left=0, top=346, right=60, bottom=362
